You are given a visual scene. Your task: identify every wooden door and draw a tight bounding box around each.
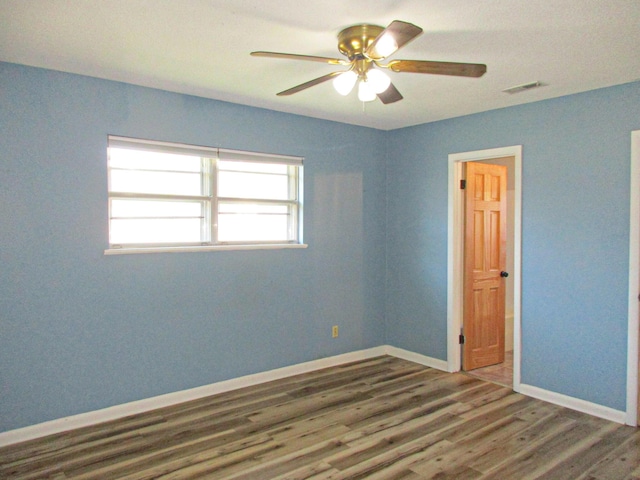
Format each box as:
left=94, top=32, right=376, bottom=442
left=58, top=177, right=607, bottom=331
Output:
left=463, top=162, right=508, bottom=370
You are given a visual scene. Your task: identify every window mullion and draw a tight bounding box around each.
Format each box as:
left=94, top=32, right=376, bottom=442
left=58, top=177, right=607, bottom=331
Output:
left=211, top=157, right=219, bottom=244
left=288, top=165, right=297, bottom=241
left=200, top=157, right=211, bottom=244
left=217, top=197, right=298, bottom=206
left=109, top=191, right=208, bottom=202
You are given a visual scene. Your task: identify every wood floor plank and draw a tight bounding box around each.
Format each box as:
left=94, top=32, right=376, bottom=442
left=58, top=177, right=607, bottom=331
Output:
left=344, top=405, right=462, bottom=448
left=534, top=422, right=638, bottom=480
left=409, top=415, right=528, bottom=477
left=70, top=428, right=274, bottom=480
left=224, top=439, right=348, bottom=480
left=580, top=431, right=640, bottom=480
left=480, top=420, right=606, bottom=479
left=268, top=461, right=339, bottom=480
left=329, top=414, right=459, bottom=472
left=325, top=438, right=455, bottom=480
left=465, top=410, right=578, bottom=474
left=1, top=356, right=639, bottom=480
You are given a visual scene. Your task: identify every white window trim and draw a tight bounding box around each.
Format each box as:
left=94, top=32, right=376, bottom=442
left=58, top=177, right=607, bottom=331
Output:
left=105, top=136, right=306, bottom=254
left=104, top=243, right=308, bottom=255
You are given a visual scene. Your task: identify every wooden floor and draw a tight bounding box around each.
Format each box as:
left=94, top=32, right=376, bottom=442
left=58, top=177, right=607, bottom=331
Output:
left=2, top=356, right=640, bottom=480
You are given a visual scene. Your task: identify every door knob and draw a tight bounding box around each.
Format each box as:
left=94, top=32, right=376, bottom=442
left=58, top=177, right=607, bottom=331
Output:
left=500, top=271, right=509, bottom=278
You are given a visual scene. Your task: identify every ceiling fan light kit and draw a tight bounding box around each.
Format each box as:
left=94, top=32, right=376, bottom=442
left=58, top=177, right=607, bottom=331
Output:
left=333, top=70, right=357, bottom=95
left=366, top=69, right=392, bottom=94
left=333, top=68, right=391, bottom=99
left=357, top=78, right=377, bottom=102
left=251, top=20, right=487, bottom=105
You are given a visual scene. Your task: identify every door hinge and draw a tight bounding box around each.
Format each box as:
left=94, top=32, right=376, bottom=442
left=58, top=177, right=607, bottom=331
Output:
left=460, top=179, right=466, bottom=189
left=459, top=334, right=465, bottom=344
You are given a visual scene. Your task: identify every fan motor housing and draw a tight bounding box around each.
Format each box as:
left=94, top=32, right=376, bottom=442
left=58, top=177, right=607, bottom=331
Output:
left=337, top=24, right=384, bottom=60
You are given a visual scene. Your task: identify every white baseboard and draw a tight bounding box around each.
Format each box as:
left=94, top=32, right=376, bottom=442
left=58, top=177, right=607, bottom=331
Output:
left=0, top=346, right=626, bottom=447
left=383, top=346, right=449, bottom=372
left=0, top=346, right=386, bottom=448
left=517, top=383, right=626, bottom=424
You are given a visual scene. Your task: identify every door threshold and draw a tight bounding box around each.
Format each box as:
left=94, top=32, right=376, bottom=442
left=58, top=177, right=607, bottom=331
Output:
left=464, top=369, right=513, bottom=389
left=463, top=350, right=514, bottom=388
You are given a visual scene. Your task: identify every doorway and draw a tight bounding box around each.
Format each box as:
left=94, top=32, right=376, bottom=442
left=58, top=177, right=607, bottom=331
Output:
left=463, top=160, right=512, bottom=385
left=447, top=146, right=522, bottom=392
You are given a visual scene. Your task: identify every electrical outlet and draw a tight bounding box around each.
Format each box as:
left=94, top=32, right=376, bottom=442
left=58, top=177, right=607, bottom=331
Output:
left=332, top=325, right=339, bottom=338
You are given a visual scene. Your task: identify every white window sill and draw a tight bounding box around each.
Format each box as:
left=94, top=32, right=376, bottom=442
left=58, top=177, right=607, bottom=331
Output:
left=104, top=243, right=308, bottom=255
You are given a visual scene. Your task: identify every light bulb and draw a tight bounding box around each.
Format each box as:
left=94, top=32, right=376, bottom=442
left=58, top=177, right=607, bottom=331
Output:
left=358, top=79, right=376, bottom=102
left=333, top=71, right=357, bottom=96
left=374, top=34, right=398, bottom=58
left=366, top=69, right=391, bottom=94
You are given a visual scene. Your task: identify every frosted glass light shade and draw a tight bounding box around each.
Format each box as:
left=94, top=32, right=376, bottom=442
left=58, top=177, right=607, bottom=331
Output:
left=366, top=69, right=391, bottom=94
left=358, top=79, right=376, bottom=102
left=333, top=71, right=357, bottom=95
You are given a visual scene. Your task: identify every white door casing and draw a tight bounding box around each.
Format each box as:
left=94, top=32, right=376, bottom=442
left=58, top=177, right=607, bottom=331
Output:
left=447, top=145, right=523, bottom=390
left=627, top=130, right=640, bottom=426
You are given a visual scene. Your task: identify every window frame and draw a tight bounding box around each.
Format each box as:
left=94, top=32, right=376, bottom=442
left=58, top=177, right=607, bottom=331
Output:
left=105, top=136, right=305, bottom=255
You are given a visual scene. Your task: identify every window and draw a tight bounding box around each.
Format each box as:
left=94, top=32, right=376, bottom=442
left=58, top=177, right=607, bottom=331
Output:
left=106, top=136, right=304, bottom=253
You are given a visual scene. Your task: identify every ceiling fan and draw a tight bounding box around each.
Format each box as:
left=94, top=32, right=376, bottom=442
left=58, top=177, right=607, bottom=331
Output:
left=251, top=20, right=486, bottom=104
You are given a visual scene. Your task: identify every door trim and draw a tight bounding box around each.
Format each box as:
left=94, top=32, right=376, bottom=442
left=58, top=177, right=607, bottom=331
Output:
left=447, top=145, right=522, bottom=392
left=626, top=130, right=640, bottom=425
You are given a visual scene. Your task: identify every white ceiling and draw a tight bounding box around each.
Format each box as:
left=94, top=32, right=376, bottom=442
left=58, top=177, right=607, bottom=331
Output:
left=1, top=0, right=639, bottom=130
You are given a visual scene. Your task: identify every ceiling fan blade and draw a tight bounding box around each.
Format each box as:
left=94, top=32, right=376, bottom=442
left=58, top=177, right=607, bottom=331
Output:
left=387, top=59, right=487, bottom=77
left=251, top=51, right=348, bottom=65
left=277, top=71, right=343, bottom=96
left=377, top=82, right=403, bottom=104
left=365, top=20, right=423, bottom=60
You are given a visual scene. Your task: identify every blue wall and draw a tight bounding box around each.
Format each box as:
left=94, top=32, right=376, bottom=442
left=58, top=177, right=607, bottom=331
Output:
left=0, top=63, right=387, bottom=432
left=1, top=60, right=638, bottom=432
left=385, top=81, right=640, bottom=411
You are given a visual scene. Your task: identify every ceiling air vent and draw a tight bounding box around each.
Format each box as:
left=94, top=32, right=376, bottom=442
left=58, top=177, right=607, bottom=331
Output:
left=502, top=81, right=545, bottom=94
